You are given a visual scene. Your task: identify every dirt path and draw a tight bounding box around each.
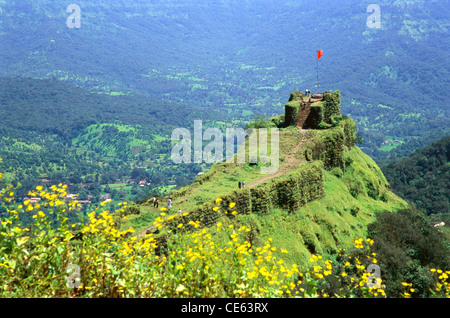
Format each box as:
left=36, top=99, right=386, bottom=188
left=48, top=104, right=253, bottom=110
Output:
left=136, top=128, right=311, bottom=238
left=246, top=129, right=308, bottom=189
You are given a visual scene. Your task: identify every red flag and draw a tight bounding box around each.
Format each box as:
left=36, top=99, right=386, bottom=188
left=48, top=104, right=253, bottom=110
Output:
left=317, top=50, right=323, bottom=59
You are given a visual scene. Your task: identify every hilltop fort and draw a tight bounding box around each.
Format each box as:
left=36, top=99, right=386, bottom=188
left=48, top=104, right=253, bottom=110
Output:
left=284, top=90, right=341, bottom=129
left=136, top=89, right=407, bottom=262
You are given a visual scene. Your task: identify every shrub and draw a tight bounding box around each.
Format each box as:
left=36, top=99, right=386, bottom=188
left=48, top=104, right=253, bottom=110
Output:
left=368, top=207, right=450, bottom=297
left=322, top=91, right=341, bottom=124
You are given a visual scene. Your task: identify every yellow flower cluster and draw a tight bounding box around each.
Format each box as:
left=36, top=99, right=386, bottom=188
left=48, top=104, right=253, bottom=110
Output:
left=327, top=238, right=386, bottom=298
left=432, top=269, right=450, bottom=297
left=353, top=237, right=374, bottom=249
left=82, top=209, right=134, bottom=239
left=402, top=269, right=450, bottom=298
left=244, top=237, right=301, bottom=296
left=1, top=182, right=448, bottom=299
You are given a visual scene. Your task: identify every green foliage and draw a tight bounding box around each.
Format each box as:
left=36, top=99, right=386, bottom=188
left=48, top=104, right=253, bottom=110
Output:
left=308, top=117, right=357, bottom=171
left=245, top=114, right=276, bottom=129
left=312, top=128, right=346, bottom=171
left=183, top=161, right=326, bottom=221
left=322, top=91, right=341, bottom=124
left=268, top=114, right=285, bottom=128
left=120, top=206, right=140, bottom=217
left=381, top=136, right=450, bottom=215
left=138, top=123, right=410, bottom=270
left=342, top=147, right=391, bottom=201
left=304, top=105, right=324, bottom=129
left=0, top=78, right=221, bottom=202
left=4, top=112, right=438, bottom=298
left=284, top=101, right=300, bottom=127
left=367, top=207, right=450, bottom=297
left=1, top=176, right=407, bottom=298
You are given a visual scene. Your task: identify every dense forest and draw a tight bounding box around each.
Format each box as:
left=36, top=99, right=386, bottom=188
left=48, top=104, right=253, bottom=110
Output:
left=367, top=207, right=450, bottom=298
left=381, top=136, right=450, bottom=216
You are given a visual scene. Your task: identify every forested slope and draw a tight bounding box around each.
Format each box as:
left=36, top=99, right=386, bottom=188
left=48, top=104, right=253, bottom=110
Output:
left=381, top=136, right=450, bottom=215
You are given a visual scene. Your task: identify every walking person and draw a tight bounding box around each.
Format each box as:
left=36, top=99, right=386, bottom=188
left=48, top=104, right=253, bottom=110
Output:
left=238, top=181, right=241, bottom=189
left=167, top=197, right=172, bottom=210
left=242, top=181, right=245, bottom=188
left=154, top=197, right=159, bottom=208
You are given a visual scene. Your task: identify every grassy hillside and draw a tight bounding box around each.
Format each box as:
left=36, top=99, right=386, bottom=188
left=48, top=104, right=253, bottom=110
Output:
left=2, top=97, right=448, bottom=299
left=124, top=116, right=408, bottom=269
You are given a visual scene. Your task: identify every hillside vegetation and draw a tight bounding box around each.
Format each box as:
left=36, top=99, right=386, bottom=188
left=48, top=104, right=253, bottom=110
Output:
left=130, top=110, right=408, bottom=265
left=0, top=77, right=228, bottom=203
left=381, top=136, right=450, bottom=216
left=1, top=90, right=449, bottom=298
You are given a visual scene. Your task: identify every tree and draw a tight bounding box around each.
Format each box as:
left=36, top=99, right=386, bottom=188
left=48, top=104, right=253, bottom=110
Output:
left=131, top=168, right=146, bottom=180
left=367, top=207, right=450, bottom=297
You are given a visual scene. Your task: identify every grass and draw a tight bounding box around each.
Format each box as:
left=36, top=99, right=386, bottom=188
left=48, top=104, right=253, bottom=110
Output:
left=241, top=160, right=407, bottom=269
left=127, top=124, right=408, bottom=271
left=154, top=128, right=295, bottom=211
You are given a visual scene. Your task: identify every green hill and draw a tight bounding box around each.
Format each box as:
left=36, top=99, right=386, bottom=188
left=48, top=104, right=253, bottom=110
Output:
left=2, top=90, right=448, bottom=299
left=126, top=91, right=408, bottom=267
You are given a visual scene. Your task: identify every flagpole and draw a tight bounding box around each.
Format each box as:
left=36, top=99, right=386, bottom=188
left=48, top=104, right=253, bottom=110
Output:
left=317, top=50, right=319, bottom=94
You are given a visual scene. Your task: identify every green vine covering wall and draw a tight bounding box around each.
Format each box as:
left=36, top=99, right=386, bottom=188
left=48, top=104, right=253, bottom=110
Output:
left=284, top=100, right=300, bottom=126
left=322, top=91, right=341, bottom=124
left=165, top=161, right=326, bottom=232
left=284, top=90, right=342, bottom=129
left=303, top=104, right=323, bottom=129
left=310, top=118, right=356, bottom=171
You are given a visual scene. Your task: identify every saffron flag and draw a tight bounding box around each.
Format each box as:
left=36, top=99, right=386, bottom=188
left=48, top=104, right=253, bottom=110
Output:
left=317, top=50, right=323, bottom=59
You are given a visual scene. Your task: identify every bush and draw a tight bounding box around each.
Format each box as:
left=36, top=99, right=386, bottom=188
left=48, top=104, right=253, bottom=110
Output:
left=244, top=114, right=275, bottom=129
left=322, top=91, right=341, bottom=124
left=121, top=206, right=140, bottom=216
